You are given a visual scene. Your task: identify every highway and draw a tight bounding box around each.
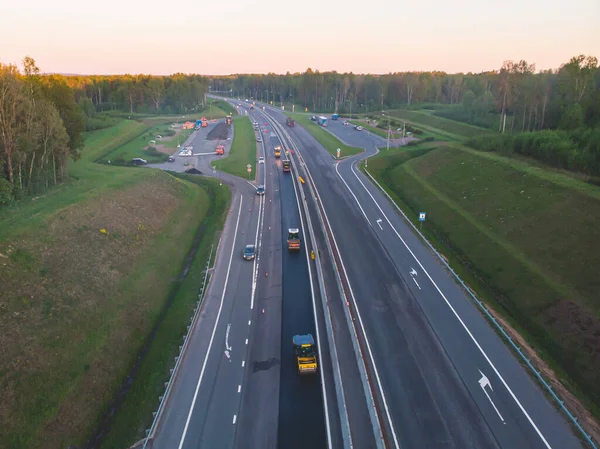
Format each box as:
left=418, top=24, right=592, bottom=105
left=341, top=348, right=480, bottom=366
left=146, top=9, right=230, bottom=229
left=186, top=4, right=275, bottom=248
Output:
left=237, top=108, right=342, bottom=449
left=257, top=105, right=585, bottom=449
left=149, top=120, right=268, bottom=449
left=148, top=112, right=340, bottom=449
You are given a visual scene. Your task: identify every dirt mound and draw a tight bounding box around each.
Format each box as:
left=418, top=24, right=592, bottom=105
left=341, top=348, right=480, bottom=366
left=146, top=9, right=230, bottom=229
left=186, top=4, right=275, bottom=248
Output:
left=207, top=122, right=228, bottom=141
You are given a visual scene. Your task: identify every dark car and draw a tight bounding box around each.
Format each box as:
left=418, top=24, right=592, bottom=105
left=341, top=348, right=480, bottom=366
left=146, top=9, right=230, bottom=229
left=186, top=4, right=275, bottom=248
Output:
left=132, top=158, right=147, bottom=166
left=243, top=244, right=256, bottom=260
left=167, top=156, right=175, bottom=162
left=256, top=185, right=265, bottom=195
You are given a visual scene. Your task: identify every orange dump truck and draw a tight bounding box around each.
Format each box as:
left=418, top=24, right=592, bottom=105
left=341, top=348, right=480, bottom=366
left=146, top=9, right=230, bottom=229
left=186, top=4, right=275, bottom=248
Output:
left=216, top=145, right=225, bottom=155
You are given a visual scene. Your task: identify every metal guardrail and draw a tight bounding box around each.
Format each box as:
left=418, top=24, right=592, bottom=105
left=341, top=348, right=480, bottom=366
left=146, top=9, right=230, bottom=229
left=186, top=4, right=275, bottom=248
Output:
left=263, top=109, right=386, bottom=449
left=140, top=243, right=216, bottom=449
left=264, top=112, right=353, bottom=448
left=363, top=168, right=598, bottom=449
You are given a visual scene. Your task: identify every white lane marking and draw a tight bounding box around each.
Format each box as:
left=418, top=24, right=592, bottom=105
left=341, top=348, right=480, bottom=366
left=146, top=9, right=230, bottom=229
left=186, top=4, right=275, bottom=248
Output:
left=376, top=218, right=383, bottom=230
left=266, top=112, right=333, bottom=449
left=248, top=320, right=251, bottom=326
left=347, top=162, right=552, bottom=447
left=238, top=385, right=242, bottom=393
left=479, top=370, right=505, bottom=423
left=411, top=277, right=421, bottom=290
left=334, top=162, right=371, bottom=225
left=233, top=415, right=237, bottom=424
left=242, top=360, right=245, bottom=367
left=245, top=338, right=248, bottom=345
left=250, top=137, right=267, bottom=310
left=177, top=197, right=244, bottom=449
left=250, top=195, right=262, bottom=310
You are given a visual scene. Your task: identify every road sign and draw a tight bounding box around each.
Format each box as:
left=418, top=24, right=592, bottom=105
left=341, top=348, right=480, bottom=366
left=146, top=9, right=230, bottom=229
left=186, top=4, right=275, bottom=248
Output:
left=337, top=148, right=341, bottom=158
left=419, top=212, right=426, bottom=221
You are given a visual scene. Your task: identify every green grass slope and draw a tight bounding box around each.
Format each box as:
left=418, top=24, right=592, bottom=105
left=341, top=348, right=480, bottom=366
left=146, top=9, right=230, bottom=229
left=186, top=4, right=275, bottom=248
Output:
left=381, top=109, right=492, bottom=140
left=369, top=144, right=600, bottom=411
left=0, top=119, right=229, bottom=448
left=214, top=116, right=257, bottom=179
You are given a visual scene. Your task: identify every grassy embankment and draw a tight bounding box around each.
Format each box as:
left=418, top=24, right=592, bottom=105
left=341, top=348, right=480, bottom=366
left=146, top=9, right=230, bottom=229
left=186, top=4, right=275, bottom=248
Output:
left=288, top=113, right=362, bottom=157
left=212, top=115, right=257, bottom=179
left=376, top=109, right=491, bottom=141
left=0, top=119, right=230, bottom=449
left=209, top=99, right=238, bottom=116
left=366, top=139, right=600, bottom=423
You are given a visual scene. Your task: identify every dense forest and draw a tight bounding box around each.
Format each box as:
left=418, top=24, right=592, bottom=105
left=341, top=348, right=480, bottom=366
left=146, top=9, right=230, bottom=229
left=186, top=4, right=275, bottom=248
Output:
left=1, top=54, right=598, bottom=204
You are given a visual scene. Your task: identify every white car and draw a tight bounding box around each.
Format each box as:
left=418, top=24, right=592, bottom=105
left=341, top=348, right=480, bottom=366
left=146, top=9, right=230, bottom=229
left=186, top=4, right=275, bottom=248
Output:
left=258, top=157, right=265, bottom=164
left=355, top=126, right=363, bottom=131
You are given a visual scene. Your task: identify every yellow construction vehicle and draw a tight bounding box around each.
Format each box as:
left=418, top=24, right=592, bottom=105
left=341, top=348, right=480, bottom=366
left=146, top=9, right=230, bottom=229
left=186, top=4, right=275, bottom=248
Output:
left=293, top=334, right=318, bottom=374
left=274, top=146, right=281, bottom=158
left=287, top=228, right=300, bottom=251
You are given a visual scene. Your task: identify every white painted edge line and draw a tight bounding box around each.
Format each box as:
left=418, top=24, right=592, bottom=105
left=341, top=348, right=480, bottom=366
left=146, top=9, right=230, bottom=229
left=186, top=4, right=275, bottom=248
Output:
left=177, top=197, right=244, bottom=449
left=233, top=414, right=237, bottom=424
left=335, top=163, right=372, bottom=226
left=347, top=161, right=552, bottom=448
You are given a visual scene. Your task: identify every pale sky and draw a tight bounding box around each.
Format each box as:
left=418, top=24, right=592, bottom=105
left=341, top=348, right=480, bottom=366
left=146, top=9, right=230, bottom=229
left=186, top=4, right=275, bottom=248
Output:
left=1, top=0, right=598, bottom=75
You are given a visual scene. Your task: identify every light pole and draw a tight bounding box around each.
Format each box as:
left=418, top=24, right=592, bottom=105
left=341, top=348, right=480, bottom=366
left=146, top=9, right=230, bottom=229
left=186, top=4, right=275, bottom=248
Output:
left=383, top=112, right=390, bottom=151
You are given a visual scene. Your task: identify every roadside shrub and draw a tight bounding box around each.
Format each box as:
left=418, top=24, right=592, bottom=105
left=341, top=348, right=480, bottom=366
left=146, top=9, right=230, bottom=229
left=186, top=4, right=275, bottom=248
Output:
left=146, top=147, right=168, bottom=160
left=467, top=128, right=600, bottom=175
left=0, top=178, right=13, bottom=205
left=85, top=114, right=120, bottom=131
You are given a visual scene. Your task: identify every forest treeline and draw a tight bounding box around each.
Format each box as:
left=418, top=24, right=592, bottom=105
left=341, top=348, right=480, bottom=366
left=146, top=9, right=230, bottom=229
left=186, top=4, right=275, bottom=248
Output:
left=0, top=58, right=212, bottom=204
left=1, top=54, right=599, bottom=204
left=212, top=54, right=599, bottom=132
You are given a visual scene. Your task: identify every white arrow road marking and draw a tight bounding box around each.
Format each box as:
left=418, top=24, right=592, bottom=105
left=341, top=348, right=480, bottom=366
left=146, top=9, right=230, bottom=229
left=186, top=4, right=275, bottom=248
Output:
left=479, top=370, right=505, bottom=423
left=224, top=323, right=232, bottom=359
left=409, top=267, right=421, bottom=289
left=376, top=218, right=383, bottom=230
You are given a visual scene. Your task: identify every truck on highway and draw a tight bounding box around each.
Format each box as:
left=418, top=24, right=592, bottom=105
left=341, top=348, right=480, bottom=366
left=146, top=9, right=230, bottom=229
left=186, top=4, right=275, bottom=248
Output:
left=332, top=113, right=339, bottom=120
left=274, top=146, right=281, bottom=158
left=317, top=116, right=328, bottom=127
left=282, top=159, right=291, bottom=172
left=215, top=145, right=225, bottom=155
left=286, top=117, right=295, bottom=127
left=195, top=119, right=202, bottom=129
left=293, top=334, right=318, bottom=375
left=225, top=115, right=232, bottom=125
left=201, top=117, right=208, bottom=128
left=287, top=228, right=301, bottom=251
